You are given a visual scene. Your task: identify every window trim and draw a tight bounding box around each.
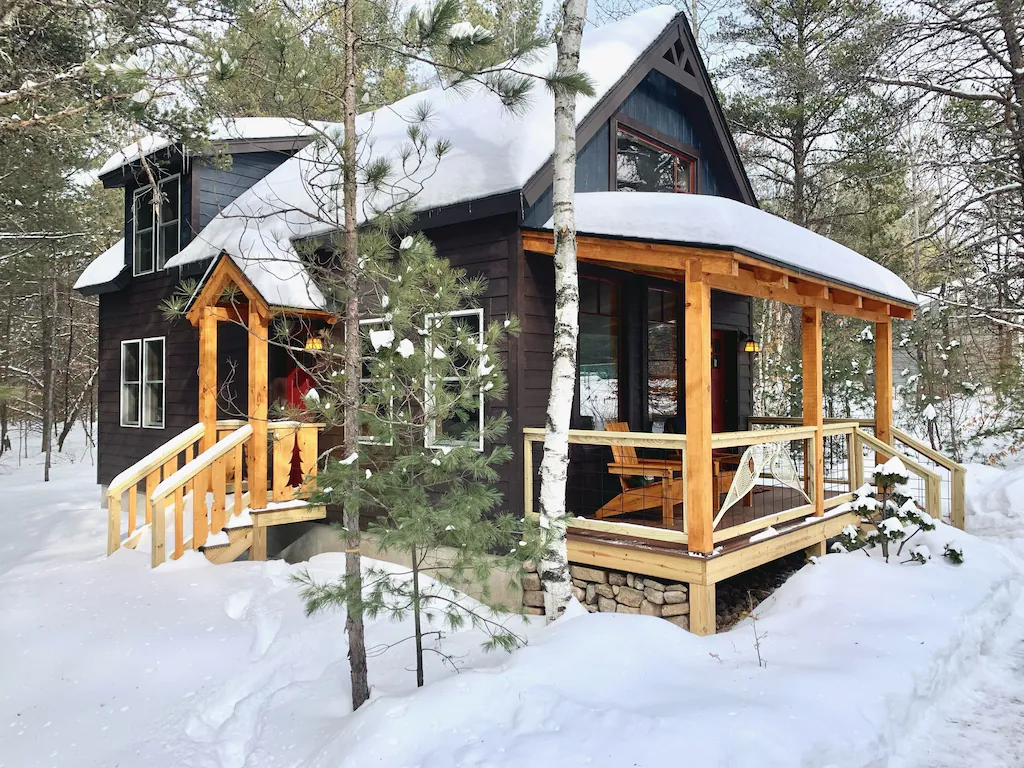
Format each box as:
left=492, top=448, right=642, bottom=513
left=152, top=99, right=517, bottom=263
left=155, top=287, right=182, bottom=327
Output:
left=132, top=173, right=181, bottom=276
left=120, top=336, right=165, bottom=429
left=357, top=317, right=394, bottom=447
left=611, top=116, right=699, bottom=195
left=424, top=307, right=485, bottom=452
left=142, top=337, right=166, bottom=430
left=119, top=340, right=142, bottom=428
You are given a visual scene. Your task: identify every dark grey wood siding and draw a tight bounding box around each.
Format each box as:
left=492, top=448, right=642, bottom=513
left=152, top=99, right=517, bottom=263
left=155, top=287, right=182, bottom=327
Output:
left=197, top=152, right=288, bottom=228
left=422, top=213, right=523, bottom=516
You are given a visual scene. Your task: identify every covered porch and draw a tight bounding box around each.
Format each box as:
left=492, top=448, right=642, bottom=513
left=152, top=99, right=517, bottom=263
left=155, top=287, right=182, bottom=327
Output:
left=522, top=192, right=963, bottom=635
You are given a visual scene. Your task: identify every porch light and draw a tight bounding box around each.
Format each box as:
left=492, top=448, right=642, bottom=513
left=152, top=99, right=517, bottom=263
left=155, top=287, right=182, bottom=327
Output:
left=305, top=337, right=324, bottom=351
left=744, top=339, right=761, bottom=353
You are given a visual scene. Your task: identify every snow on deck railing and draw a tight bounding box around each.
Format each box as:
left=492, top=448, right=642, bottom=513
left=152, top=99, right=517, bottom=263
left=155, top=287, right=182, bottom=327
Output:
left=150, top=424, right=253, bottom=567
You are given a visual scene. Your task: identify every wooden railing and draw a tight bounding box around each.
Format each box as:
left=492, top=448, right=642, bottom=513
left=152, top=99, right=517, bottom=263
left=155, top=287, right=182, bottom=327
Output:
left=891, top=427, right=967, bottom=530
left=106, top=423, right=206, bottom=556
left=150, top=423, right=253, bottom=567
left=750, top=416, right=965, bottom=529
left=522, top=427, right=690, bottom=543
left=854, top=427, right=944, bottom=521
left=271, top=421, right=323, bottom=502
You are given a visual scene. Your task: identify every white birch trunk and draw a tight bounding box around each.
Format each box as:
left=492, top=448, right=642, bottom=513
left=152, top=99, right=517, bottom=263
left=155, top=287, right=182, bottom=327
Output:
left=538, top=0, right=588, bottom=621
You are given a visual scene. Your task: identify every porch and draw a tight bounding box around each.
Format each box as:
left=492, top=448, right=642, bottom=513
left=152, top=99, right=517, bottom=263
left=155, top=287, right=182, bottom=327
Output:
left=521, top=192, right=965, bottom=635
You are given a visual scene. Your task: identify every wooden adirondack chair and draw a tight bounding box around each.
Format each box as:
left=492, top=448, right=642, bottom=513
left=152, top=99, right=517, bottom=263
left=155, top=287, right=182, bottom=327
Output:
left=594, top=422, right=683, bottom=528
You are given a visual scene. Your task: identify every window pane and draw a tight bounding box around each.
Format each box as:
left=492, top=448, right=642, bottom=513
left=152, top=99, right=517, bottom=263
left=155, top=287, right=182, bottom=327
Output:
left=122, top=383, right=140, bottom=426
left=143, top=383, right=164, bottom=428
left=159, top=178, right=179, bottom=222
left=135, top=230, right=154, bottom=274
left=158, top=223, right=178, bottom=266
left=616, top=130, right=675, bottom=193
left=144, top=339, right=164, bottom=382
left=647, top=288, right=679, bottom=432
left=675, top=158, right=692, bottom=193
left=436, top=379, right=478, bottom=442
left=134, top=188, right=154, bottom=232
left=578, top=277, right=619, bottom=428
left=450, top=312, right=481, bottom=374
left=122, top=341, right=140, bottom=383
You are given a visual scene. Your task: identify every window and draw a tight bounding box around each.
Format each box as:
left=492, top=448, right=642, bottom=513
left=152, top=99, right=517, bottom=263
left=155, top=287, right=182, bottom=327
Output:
left=424, top=308, right=484, bottom=451
left=121, top=337, right=165, bottom=428
left=647, top=287, right=679, bottom=432
left=133, top=175, right=180, bottom=275
left=578, top=277, right=620, bottom=429
left=615, top=126, right=695, bottom=194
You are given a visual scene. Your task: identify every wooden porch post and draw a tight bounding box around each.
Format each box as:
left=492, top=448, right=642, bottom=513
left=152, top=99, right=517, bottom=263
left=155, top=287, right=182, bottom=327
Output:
left=684, top=262, right=713, bottom=555
left=802, top=307, right=824, bottom=517
left=875, top=319, right=893, bottom=448
left=248, top=307, right=269, bottom=511
left=198, top=308, right=219, bottom=450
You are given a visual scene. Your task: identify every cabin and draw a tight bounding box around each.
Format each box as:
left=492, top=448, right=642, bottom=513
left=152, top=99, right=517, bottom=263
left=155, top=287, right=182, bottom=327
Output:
left=76, top=6, right=966, bottom=634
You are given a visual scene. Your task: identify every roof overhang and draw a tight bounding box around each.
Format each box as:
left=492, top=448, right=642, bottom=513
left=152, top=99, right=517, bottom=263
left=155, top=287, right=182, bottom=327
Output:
left=521, top=229, right=914, bottom=322
left=185, top=253, right=336, bottom=326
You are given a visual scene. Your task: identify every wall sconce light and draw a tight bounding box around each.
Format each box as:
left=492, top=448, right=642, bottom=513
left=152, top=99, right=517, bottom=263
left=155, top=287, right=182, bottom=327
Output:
left=744, top=339, right=762, bottom=353
left=305, top=337, right=324, bottom=351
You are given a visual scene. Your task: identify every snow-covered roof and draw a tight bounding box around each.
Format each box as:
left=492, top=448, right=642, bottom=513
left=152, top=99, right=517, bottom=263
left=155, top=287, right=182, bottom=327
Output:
left=73, top=238, right=125, bottom=291
left=163, top=5, right=682, bottom=309
left=542, top=193, right=917, bottom=305
left=97, top=117, right=328, bottom=178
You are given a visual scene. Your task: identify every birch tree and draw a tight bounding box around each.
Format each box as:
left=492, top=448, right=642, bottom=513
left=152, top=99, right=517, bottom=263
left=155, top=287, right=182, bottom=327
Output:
left=537, top=0, right=589, bottom=620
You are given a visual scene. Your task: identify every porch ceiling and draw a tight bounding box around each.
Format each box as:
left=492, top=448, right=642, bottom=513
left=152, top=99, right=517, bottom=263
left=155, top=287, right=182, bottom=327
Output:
left=527, top=192, right=916, bottom=322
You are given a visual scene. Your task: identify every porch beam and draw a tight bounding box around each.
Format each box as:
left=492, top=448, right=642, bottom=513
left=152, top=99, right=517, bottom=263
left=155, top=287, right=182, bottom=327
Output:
left=198, top=308, right=219, bottom=451
left=684, top=262, right=714, bottom=555
left=802, top=307, right=824, bottom=516
left=875, top=319, right=893, bottom=449
left=248, top=307, right=269, bottom=510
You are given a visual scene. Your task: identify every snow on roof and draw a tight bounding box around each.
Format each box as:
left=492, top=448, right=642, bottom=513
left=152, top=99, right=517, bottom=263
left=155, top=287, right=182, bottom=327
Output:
left=542, top=193, right=917, bottom=305
left=73, top=238, right=125, bottom=291
left=97, top=117, right=327, bottom=178
left=163, top=6, right=682, bottom=308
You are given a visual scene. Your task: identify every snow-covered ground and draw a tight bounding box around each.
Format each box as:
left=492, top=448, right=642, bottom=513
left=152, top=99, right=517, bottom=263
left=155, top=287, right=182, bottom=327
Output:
left=2, top=428, right=1024, bottom=768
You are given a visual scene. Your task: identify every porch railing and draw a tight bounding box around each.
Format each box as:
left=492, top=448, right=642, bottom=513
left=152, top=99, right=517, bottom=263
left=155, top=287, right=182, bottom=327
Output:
left=749, top=416, right=964, bottom=528
left=522, top=418, right=957, bottom=552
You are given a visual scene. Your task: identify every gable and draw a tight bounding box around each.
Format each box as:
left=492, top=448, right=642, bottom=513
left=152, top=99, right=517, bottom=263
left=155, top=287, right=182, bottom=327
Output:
left=521, top=14, right=754, bottom=226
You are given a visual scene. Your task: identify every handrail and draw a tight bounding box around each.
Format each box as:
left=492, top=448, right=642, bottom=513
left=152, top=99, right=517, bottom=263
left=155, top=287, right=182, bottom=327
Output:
left=151, top=424, right=253, bottom=567
left=522, top=426, right=687, bottom=449
left=890, top=427, right=966, bottom=472
left=854, top=427, right=943, bottom=519
left=749, top=416, right=875, bottom=428
left=106, top=423, right=206, bottom=556
left=711, top=424, right=817, bottom=449
left=890, top=427, right=967, bottom=530
left=108, top=423, right=206, bottom=496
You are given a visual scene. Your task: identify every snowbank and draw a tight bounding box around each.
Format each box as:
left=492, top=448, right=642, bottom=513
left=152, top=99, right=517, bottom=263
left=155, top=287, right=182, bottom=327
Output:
left=2, top=434, right=1022, bottom=768
left=306, top=525, right=1018, bottom=768
left=964, top=462, right=1024, bottom=538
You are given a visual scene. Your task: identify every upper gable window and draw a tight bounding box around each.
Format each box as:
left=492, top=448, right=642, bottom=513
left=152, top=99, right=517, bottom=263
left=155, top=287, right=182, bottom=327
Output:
left=133, top=175, right=180, bottom=276
left=615, top=126, right=695, bottom=194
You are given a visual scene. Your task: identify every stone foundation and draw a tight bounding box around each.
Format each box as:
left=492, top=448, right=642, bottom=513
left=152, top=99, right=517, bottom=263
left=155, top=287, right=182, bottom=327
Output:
left=521, top=562, right=690, bottom=631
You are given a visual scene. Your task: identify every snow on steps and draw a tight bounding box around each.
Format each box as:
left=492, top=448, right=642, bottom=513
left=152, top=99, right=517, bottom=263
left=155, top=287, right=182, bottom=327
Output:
left=199, top=500, right=326, bottom=564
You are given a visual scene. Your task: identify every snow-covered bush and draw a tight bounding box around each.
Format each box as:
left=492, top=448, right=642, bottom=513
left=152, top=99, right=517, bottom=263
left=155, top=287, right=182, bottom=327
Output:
left=836, top=456, right=939, bottom=563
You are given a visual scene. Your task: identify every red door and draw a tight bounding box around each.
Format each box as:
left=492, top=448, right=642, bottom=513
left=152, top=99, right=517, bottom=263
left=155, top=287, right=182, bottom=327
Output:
left=711, top=330, right=727, bottom=433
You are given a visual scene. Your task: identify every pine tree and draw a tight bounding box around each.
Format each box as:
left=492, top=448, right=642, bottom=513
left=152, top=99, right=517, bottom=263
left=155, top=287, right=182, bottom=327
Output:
left=296, top=231, right=534, bottom=688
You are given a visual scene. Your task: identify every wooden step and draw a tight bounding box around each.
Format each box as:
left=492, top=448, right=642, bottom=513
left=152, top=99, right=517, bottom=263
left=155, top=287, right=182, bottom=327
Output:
left=249, top=500, right=327, bottom=527
left=199, top=525, right=254, bottom=564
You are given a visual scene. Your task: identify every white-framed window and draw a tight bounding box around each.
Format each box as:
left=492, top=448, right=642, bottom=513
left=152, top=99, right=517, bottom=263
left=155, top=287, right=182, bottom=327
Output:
left=133, top=174, right=180, bottom=276
left=120, top=337, right=165, bottom=429
left=358, top=317, right=393, bottom=446
left=424, top=308, right=484, bottom=451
